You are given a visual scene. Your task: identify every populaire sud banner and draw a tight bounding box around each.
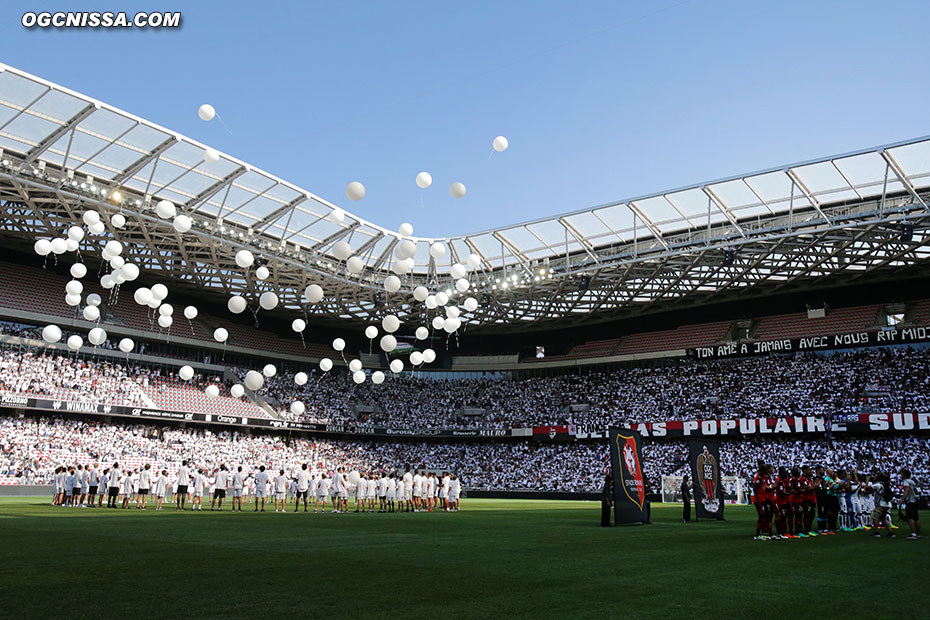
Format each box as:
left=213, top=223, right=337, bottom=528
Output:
left=608, top=427, right=648, bottom=525
left=688, top=440, right=724, bottom=520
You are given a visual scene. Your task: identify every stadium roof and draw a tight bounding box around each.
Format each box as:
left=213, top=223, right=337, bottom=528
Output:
left=0, top=63, right=929, bottom=331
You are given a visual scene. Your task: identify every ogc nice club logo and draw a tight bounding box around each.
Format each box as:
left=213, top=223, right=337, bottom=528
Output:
left=617, top=433, right=645, bottom=509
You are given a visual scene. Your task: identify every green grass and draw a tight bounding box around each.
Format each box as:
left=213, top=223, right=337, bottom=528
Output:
left=0, top=498, right=924, bottom=619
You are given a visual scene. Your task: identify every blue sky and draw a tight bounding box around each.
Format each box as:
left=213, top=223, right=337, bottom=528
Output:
left=3, top=0, right=929, bottom=237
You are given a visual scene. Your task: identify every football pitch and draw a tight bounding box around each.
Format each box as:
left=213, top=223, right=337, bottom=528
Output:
left=0, top=498, right=924, bottom=619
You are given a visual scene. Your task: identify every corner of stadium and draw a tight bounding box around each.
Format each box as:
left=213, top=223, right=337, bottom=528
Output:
left=0, top=6, right=927, bottom=619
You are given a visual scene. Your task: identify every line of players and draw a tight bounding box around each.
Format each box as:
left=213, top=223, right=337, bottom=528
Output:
left=751, top=461, right=922, bottom=540
left=50, top=462, right=463, bottom=514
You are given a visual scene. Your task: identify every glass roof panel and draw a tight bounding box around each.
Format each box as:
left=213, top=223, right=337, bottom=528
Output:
left=3, top=113, right=58, bottom=148
left=526, top=219, right=568, bottom=248
left=709, top=179, right=763, bottom=211
left=833, top=152, right=886, bottom=196
left=0, top=71, right=47, bottom=108
left=29, top=89, right=87, bottom=124
left=792, top=161, right=849, bottom=194
left=631, top=198, right=679, bottom=225
left=79, top=107, right=136, bottom=141
left=665, top=187, right=709, bottom=217
left=745, top=170, right=792, bottom=204
left=120, top=123, right=171, bottom=153
left=888, top=141, right=930, bottom=188
left=563, top=211, right=614, bottom=240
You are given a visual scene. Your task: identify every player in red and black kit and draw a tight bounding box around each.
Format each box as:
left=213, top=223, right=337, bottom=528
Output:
left=799, top=465, right=817, bottom=535
left=775, top=467, right=796, bottom=538
left=789, top=468, right=807, bottom=537
left=752, top=460, right=774, bottom=540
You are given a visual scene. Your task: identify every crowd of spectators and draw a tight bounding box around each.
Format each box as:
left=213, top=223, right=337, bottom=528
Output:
left=2, top=414, right=926, bottom=493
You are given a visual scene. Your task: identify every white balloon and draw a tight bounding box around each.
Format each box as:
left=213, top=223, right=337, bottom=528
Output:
left=415, top=326, right=429, bottom=340
left=450, top=263, right=466, bottom=280
left=446, top=305, right=460, bottom=319
left=179, top=365, right=194, bottom=381
left=110, top=268, right=125, bottom=285
left=382, top=314, right=400, bottom=333
left=432, top=316, right=446, bottom=330
left=158, top=315, right=173, bottom=329
left=423, top=348, right=437, bottom=363
left=133, top=287, right=152, bottom=306
left=34, top=239, right=52, bottom=256
left=294, top=372, right=308, bottom=386
left=372, top=371, right=385, bottom=385
left=235, top=249, right=254, bottom=268
left=230, top=384, right=245, bottom=398
left=304, top=284, right=324, bottom=304
left=455, top=278, right=470, bottom=293
left=410, top=351, right=424, bottom=366
left=346, top=256, right=364, bottom=274
left=263, top=364, right=277, bottom=378
left=349, top=359, right=362, bottom=372
left=329, top=208, right=345, bottom=224
left=155, top=200, right=176, bottom=219
left=205, top=384, right=220, bottom=399
left=389, top=359, right=403, bottom=374
left=67, top=226, right=84, bottom=242
left=88, top=327, right=107, bottom=346
left=255, top=265, right=270, bottom=280
left=82, top=305, right=100, bottom=322
left=111, top=213, right=126, bottom=229
left=65, top=293, right=81, bottom=306
left=82, top=210, right=100, bottom=226
left=415, top=171, right=432, bottom=189
left=146, top=297, right=160, bottom=309
left=443, top=317, right=461, bottom=333
left=244, top=370, right=264, bottom=391
left=42, top=324, right=62, bottom=343
left=100, top=275, right=115, bottom=290
left=352, top=370, right=366, bottom=384
left=66, top=280, right=83, bottom=296
left=86, top=293, right=101, bottom=307
left=184, top=305, right=198, bottom=319
left=435, top=291, right=449, bottom=306
left=425, top=295, right=438, bottom=309
left=345, top=181, right=366, bottom=201
left=413, top=286, right=429, bottom=302
left=320, top=358, right=333, bottom=372
left=51, top=238, right=68, bottom=255
left=399, top=222, right=414, bottom=236
left=396, top=240, right=417, bottom=260
left=365, top=326, right=378, bottom=339
left=450, top=182, right=466, bottom=199
left=259, top=291, right=278, bottom=310
left=228, top=295, right=247, bottom=314
left=493, top=135, right=509, bottom=152
left=290, top=401, right=306, bottom=415
left=384, top=275, right=401, bottom=293
left=380, top=334, right=397, bottom=352
left=118, top=338, right=134, bottom=353
left=65, top=239, right=79, bottom=252
left=332, top=338, right=345, bottom=352
left=464, top=297, right=478, bottom=312
left=292, top=318, right=306, bottom=333
left=151, top=283, right=168, bottom=300
left=391, top=258, right=412, bottom=276
left=429, top=242, right=446, bottom=259
left=204, top=147, right=220, bottom=164
left=213, top=327, right=228, bottom=343
left=172, top=214, right=192, bottom=233
left=159, top=303, right=174, bottom=316
left=198, top=104, right=216, bottom=121
left=67, top=335, right=83, bottom=351
left=121, top=263, right=140, bottom=281
left=89, top=221, right=105, bottom=235
left=109, top=256, right=125, bottom=270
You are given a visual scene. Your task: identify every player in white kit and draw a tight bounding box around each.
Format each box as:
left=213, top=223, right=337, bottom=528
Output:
left=154, top=469, right=168, bottom=510
left=355, top=473, right=367, bottom=513
left=274, top=469, right=288, bottom=512
left=440, top=473, right=451, bottom=511
left=192, top=468, right=206, bottom=510
left=296, top=463, right=312, bottom=513
left=316, top=473, right=331, bottom=512
left=231, top=466, right=245, bottom=512
left=254, top=466, right=269, bottom=512
left=211, top=464, right=229, bottom=511
left=176, top=460, right=191, bottom=511
left=137, top=464, right=152, bottom=510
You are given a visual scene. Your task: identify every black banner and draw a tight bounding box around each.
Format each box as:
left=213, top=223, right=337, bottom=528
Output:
left=688, top=326, right=930, bottom=360
left=608, top=427, right=648, bottom=525
left=689, top=440, right=724, bottom=519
